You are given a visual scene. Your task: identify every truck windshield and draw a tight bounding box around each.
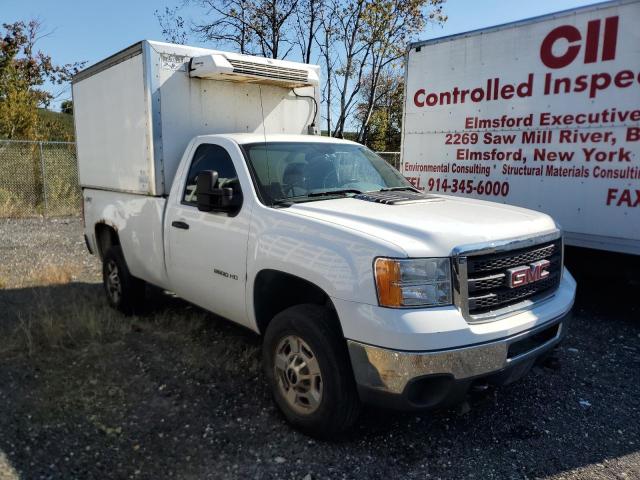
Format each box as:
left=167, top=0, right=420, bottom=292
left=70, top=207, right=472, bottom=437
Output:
left=242, top=142, right=412, bottom=205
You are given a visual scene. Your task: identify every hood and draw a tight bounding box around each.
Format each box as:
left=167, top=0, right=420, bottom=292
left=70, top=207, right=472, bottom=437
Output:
left=286, top=194, right=559, bottom=257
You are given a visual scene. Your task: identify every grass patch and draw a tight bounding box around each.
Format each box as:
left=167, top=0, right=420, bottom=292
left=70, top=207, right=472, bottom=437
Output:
left=1, top=285, right=261, bottom=374
left=0, top=262, right=129, bottom=355
left=0, top=258, right=260, bottom=368
left=0, top=281, right=224, bottom=358
left=0, top=190, right=34, bottom=218
left=1, top=261, right=85, bottom=289
left=6, top=289, right=131, bottom=356
left=29, top=262, right=81, bottom=285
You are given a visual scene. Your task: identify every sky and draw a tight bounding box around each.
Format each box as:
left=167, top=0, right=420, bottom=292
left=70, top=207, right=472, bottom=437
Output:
left=4, top=0, right=603, bottom=108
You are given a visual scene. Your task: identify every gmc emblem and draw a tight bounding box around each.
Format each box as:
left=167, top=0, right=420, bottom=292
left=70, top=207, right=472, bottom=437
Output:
left=507, top=260, right=551, bottom=288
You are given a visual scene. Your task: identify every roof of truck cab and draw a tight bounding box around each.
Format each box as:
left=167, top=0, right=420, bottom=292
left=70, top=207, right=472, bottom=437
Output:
left=193, top=133, right=360, bottom=146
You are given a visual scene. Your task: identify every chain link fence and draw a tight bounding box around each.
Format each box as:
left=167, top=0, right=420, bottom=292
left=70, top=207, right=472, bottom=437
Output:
left=376, top=151, right=401, bottom=170
left=0, top=140, right=80, bottom=218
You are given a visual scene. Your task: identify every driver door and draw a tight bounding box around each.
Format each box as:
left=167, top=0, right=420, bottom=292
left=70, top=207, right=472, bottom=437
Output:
left=165, top=140, right=252, bottom=326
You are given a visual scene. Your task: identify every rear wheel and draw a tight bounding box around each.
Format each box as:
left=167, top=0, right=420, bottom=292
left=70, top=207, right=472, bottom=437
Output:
left=102, top=246, right=145, bottom=315
left=263, top=304, right=361, bottom=438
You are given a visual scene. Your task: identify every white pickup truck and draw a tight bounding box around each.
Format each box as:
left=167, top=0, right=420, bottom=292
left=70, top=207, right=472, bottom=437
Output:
left=74, top=41, right=576, bottom=437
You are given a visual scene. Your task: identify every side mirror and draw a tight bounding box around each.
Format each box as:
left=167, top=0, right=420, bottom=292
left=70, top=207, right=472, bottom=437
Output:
left=196, top=170, right=237, bottom=213
left=197, top=170, right=218, bottom=199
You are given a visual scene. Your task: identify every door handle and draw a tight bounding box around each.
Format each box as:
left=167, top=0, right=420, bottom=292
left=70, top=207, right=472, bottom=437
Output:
left=171, top=221, right=190, bottom=230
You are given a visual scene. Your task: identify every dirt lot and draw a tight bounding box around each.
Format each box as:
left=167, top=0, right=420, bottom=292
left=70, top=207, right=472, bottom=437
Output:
left=0, top=217, right=638, bottom=479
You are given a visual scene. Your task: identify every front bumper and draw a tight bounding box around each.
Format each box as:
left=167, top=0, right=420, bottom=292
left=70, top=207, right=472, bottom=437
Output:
left=348, top=311, right=570, bottom=410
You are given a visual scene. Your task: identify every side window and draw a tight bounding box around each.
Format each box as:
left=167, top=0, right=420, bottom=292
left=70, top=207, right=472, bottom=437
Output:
left=183, top=144, right=241, bottom=205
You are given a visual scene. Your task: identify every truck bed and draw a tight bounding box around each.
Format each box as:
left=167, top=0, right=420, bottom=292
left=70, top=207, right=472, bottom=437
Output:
left=84, top=189, right=169, bottom=289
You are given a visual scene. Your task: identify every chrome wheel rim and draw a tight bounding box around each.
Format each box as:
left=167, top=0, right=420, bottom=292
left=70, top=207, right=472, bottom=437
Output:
left=274, top=335, right=323, bottom=414
left=105, top=260, right=122, bottom=305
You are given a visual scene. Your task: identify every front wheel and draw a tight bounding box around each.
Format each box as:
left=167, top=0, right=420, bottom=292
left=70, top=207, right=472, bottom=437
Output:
left=102, top=246, right=145, bottom=315
left=262, top=304, right=361, bottom=438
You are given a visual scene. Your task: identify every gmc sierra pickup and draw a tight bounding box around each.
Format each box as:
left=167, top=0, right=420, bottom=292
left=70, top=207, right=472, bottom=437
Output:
left=83, top=133, right=576, bottom=437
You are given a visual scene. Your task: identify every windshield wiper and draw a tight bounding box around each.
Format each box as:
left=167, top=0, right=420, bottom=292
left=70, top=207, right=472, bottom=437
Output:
left=270, top=190, right=360, bottom=206
left=308, top=189, right=362, bottom=197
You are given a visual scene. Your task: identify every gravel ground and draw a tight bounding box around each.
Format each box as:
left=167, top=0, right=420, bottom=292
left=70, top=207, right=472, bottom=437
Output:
left=0, top=217, right=100, bottom=287
left=0, top=217, right=639, bottom=480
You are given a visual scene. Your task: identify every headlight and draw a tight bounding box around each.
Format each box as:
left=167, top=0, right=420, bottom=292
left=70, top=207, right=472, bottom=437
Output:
left=374, top=257, right=452, bottom=308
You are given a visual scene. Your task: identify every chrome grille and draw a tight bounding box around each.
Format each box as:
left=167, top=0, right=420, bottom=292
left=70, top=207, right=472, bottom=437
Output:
left=467, top=242, right=559, bottom=274
left=469, top=274, right=560, bottom=311
left=468, top=273, right=506, bottom=292
left=454, top=237, right=562, bottom=322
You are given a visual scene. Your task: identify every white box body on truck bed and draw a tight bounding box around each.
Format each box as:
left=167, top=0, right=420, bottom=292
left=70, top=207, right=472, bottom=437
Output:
left=401, top=0, right=640, bottom=255
left=74, top=41, right=320, bottom=195
left=75, top=41, right=575, bottom=437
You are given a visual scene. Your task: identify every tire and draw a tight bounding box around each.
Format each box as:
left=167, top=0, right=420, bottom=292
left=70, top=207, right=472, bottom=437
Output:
left=262, top=304, right=361, bottom=438
left=102, top=246, right=146, bottom=315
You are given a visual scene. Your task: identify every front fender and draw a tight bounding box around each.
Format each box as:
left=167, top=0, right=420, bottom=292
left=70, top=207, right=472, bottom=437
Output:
left=245, top=205, right=403, bottom=329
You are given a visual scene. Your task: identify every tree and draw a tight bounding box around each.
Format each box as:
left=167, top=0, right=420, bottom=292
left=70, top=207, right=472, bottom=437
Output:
left=321, top=0, right=445, bottom=139
left=60, top=99, right=73, bottom=115
left=294, top=0, right=322, bottom=63
left=251, top=0, right=299, bottom=58
left=355, top=70, right=403, bottom=150
left=155, top=6, right=189, bottom=44
left=191, top=0, right=253, bottom=54
left=329, top=0, right=372, bottom=138
left=0, top=62, right=37, bottom=140
left=0, top=20, right=84, bottom=140
left=355, top=0, right=445, bottom=143
left=315, top=0, right=338, bottom=134
left=183, top=0, right=299, bottom=58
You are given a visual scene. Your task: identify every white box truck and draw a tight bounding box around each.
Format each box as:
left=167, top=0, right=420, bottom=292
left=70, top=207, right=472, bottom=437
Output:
left=401, top=0, right=640, bottom=255
left=74, top=40, right=575, bottom=437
